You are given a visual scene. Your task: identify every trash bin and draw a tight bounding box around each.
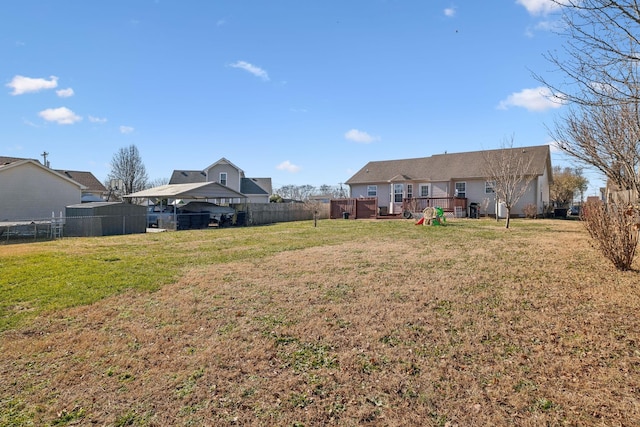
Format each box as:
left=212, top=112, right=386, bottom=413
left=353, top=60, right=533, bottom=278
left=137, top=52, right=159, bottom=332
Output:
left=342, top=212, right=350, bottom=219
left=469, top=203, right=479, bottom=219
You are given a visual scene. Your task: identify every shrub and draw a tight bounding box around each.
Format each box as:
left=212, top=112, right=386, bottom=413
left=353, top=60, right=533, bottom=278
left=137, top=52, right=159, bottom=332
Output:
left=580, top=200, right=640, bottom=271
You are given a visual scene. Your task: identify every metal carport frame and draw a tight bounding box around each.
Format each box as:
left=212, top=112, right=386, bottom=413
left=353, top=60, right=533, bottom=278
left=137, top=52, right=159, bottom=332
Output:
left=124, top=182, right=247, bottom=228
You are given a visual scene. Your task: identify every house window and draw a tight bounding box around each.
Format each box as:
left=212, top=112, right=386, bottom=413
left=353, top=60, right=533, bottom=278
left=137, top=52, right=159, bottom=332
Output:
left=219, top=172, right=227, bottom=186
left=419, top=184, right=429, bottom=197
left=394, top=184, right=403, bottom=203
left=367, top=185, right=377, bottom=197
left=485, top=180, right=495, bottom=193
left=455, top=182, right=466, bottom=198
left=407, top=184, right=413, bottom=199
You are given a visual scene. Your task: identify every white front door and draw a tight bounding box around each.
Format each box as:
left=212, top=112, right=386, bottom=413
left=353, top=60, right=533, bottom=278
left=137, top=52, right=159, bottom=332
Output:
left=389, top=183, right=404, bottom=214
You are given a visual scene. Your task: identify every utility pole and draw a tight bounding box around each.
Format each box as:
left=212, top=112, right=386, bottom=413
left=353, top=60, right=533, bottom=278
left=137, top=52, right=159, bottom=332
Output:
left=41, top=151, right=50, bottom=167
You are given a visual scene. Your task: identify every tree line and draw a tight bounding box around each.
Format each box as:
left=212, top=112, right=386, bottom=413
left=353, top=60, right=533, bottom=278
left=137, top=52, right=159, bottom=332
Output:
left=270, top=184, right=348, bottom=202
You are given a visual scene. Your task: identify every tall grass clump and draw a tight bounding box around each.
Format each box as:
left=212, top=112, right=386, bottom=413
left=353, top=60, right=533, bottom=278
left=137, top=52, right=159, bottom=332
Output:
left=581, top=200, right=640, bottom=271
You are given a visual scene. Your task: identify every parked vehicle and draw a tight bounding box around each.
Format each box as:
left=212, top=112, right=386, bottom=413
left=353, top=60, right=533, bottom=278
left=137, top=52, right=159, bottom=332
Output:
left=178, top=202, right=236, bottom=226
left=147, top=205, right=176, bottom=228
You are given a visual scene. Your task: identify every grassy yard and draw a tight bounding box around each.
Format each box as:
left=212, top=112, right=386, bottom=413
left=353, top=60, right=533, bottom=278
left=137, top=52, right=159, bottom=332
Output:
left=1, top=218, right=639, bottom=426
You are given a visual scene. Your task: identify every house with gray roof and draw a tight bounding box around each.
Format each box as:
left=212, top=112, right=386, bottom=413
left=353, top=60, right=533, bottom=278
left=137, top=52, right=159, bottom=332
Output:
left=345, top=145, right=553, bottom=217
left=55, top=169, right=107, bottom=202
left=170, top=158, right=272, bottom=204
left=0, top=157, right=85, bottom=221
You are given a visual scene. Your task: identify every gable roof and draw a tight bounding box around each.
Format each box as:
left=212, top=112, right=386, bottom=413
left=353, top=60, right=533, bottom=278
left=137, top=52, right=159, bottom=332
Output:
left=252, top=178, right=272, bottom=194
left=0, top=159, right=86, bottom=189
left=241, top=178, right=266, bottom=195
left=55, top=170, right=107, bottom=193
left=169, top=170, right=207, bottom=184
left=170, top=160, right=273, bottom=197
left=346, top=145, right=552, bottom=185
left=0, top=156, right=34, bottom=166
left=0, top=156, right=104, bottom=191
left=123, top=182, right=246, bottom=200
left=204, top=157, right=244, bottom=174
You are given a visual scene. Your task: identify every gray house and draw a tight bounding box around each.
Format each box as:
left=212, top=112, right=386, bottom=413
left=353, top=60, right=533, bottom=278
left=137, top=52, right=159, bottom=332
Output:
left=345, top=145, right=553, bottom=217
left=55, top=169, right=107, bottom=202
left=170, top=158, right=272, bottom=204
left=0, top=157, right=84, bottom=221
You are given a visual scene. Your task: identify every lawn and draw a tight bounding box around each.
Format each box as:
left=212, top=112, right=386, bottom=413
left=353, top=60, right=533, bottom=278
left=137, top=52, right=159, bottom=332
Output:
left=1, top=218, right=639, bottom=426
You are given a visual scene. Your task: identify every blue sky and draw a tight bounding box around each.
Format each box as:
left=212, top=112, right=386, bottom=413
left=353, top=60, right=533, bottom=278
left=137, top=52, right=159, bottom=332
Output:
left=1, top=0, right=604, bottom=195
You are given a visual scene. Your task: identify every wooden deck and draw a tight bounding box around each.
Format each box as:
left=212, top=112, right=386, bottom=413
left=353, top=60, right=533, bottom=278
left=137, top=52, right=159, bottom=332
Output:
left=330, top=197, right=468, bottom=220
left=402, top=197, right=467, bottom=214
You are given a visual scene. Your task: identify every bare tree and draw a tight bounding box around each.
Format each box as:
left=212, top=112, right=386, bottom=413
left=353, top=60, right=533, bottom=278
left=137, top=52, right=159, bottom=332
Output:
left=483, top=137, right=538, bottom=228
left=537, top=1, right=640, bottom=199
left=550, top=92, right=640, bottom=200
left=147, top=177, right=169, bottom=188
left=107, top=144, right=148, bottom=203
left=274, top=184, right=317, bottom=201
left=539, top=1, right=640, bottom=268
left=539, top=1, right=640, bottom=107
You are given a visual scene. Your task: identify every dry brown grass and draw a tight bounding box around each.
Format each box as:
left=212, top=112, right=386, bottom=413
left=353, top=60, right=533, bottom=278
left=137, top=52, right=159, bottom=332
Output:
left=2, top=219, right=640, bottom=426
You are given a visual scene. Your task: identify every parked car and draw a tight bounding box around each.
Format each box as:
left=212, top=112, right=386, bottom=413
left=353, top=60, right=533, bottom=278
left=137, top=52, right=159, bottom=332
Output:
left=569, top=205, right=581, bottom=216
left=147, top=205, right=176, bottom=228
left=178, top=202, right=236, bottom=226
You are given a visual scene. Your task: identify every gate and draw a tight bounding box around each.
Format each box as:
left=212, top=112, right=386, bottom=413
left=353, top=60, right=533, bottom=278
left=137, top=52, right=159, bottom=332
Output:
left=330, top=198, right=378, bottom=219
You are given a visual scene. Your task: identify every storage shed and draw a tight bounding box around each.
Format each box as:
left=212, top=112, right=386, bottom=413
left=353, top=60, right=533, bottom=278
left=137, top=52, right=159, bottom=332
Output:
left=65, top=202, right=146, bottom=237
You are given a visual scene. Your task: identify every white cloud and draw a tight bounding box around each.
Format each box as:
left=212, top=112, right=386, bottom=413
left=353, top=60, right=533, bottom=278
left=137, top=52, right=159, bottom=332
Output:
left=444, top=7, right=456, bottom=17
left=119, top=125, right=135, bottom=134
left=7, top=75, right=58, bottom=95
left=497, top=86, right=565, bottom=112
left=56, top=88, right=74, bottom=98
left=516, top=0, right=563, bottom=16
left=229, top=61, right=270, bottom=81
left=276, top=160, right=301, bottom=173
left=88, top=115, right=107, bottom=123
left=344, top=129, right=380, bottom=143
left=38, top=107, right=82, bottom=124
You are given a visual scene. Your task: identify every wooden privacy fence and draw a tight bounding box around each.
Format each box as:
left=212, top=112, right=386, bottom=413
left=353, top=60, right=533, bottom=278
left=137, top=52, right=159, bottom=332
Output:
left=237, top=202, right=331, bottom=226
left=329, top=198, right=378, bottom=219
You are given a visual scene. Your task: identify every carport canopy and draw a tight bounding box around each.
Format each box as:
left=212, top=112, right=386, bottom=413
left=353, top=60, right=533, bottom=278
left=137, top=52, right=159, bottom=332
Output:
left=123, top=182, right=247, bottom=202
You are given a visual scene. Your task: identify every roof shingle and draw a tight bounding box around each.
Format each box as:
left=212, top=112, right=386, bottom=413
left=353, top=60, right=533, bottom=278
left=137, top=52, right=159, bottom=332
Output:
left=346, top=145, right=551, bottom=184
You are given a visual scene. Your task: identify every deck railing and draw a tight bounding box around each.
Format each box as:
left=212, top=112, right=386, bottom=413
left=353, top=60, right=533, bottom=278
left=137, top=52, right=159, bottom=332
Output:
left=402, top=197, right=467, bottom=213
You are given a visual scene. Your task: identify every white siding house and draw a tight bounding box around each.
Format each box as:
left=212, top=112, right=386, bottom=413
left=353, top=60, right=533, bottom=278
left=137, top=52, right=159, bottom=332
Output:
left=0, top=158, right=84, bottom=221
left=170, top=157, right=272, bottom=204
left=346, top=145, right=553, bottom=217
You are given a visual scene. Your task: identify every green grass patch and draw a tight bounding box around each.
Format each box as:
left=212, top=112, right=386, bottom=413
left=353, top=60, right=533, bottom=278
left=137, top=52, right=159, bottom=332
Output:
left=0, top=218, right=472, bottom=331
